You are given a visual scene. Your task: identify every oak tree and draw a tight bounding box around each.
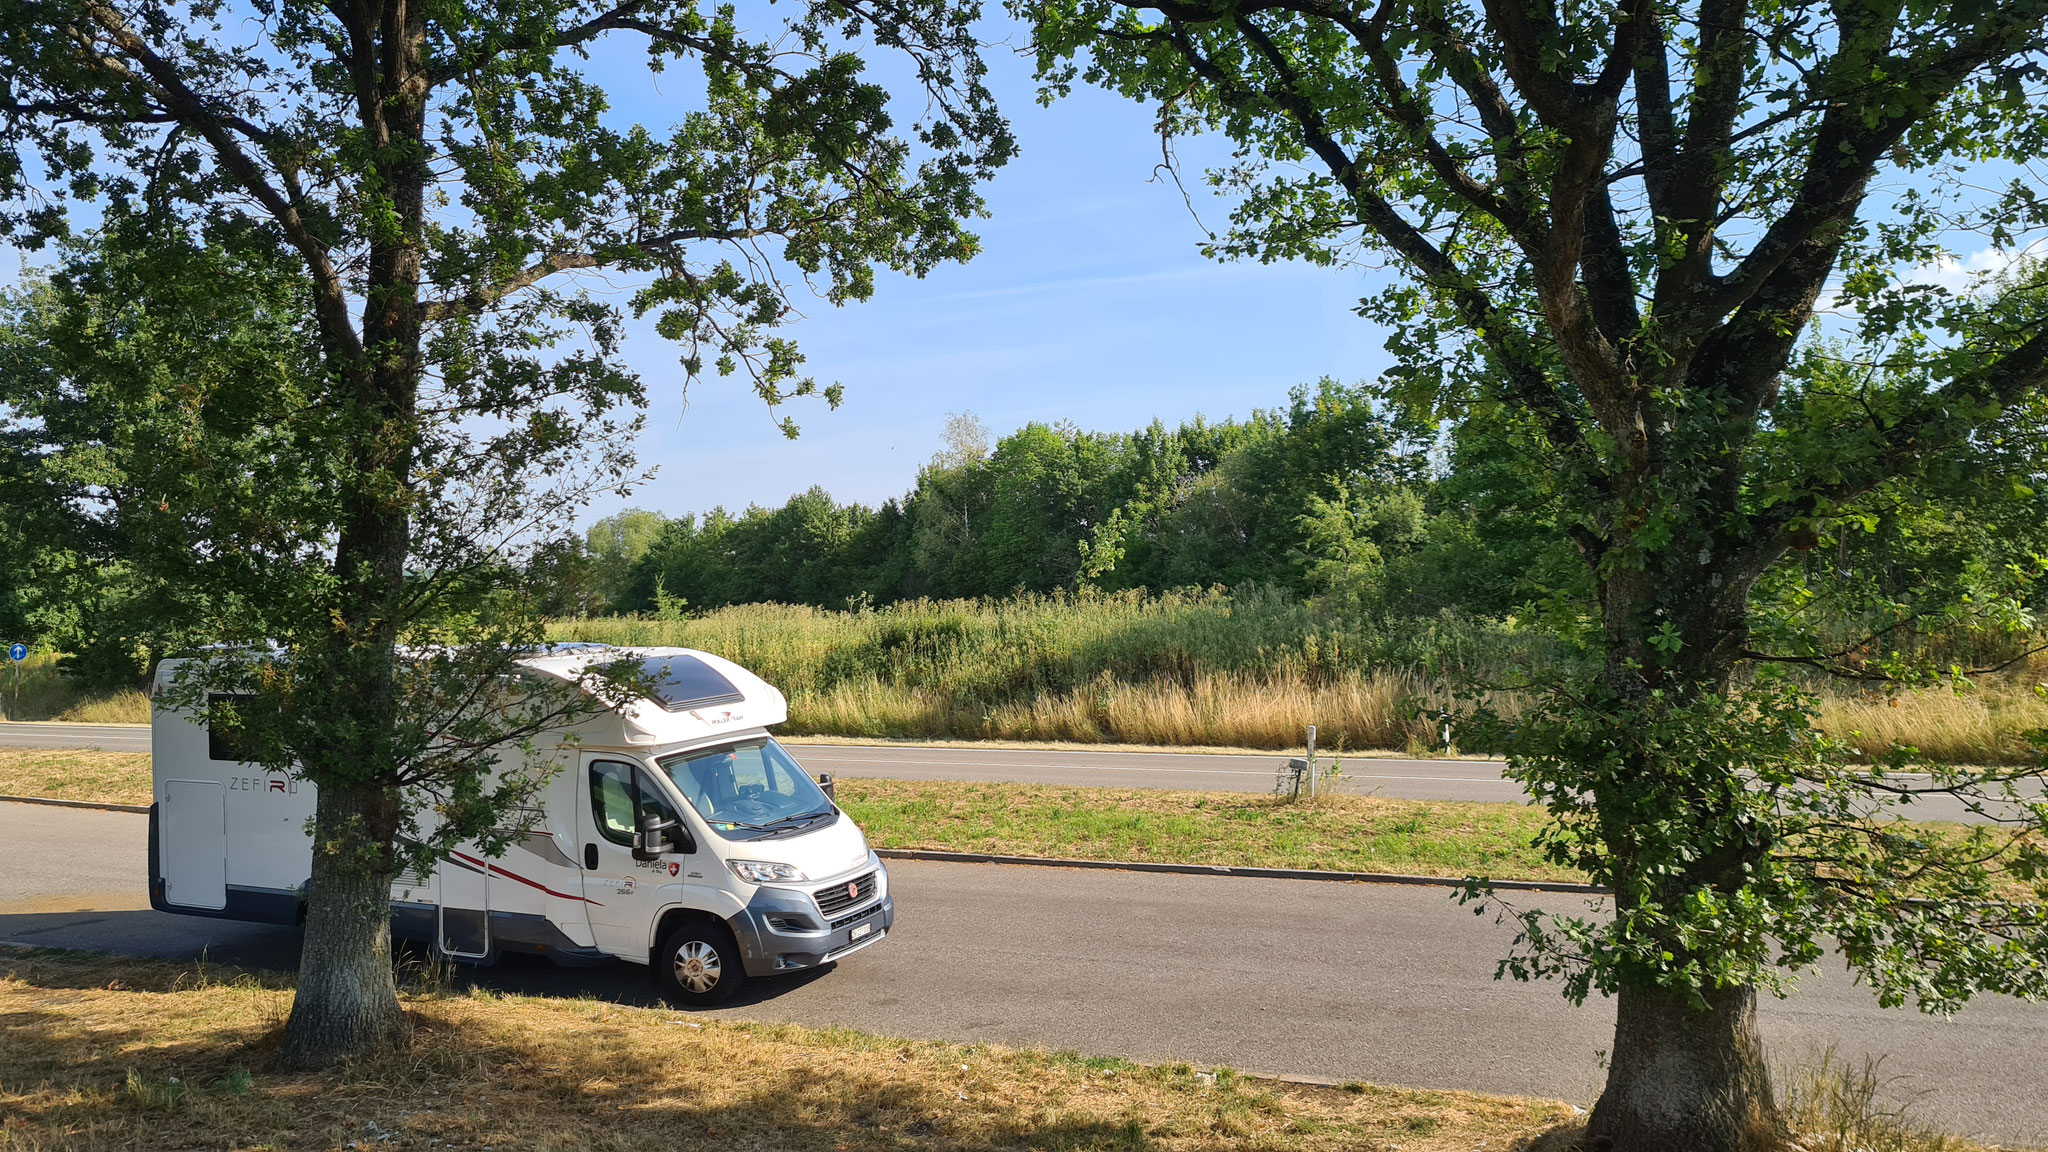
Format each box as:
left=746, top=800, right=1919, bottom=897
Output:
left=1021, top=0, right=2048, bottom=1147
left=2, top=0, right=1010, bottom=1068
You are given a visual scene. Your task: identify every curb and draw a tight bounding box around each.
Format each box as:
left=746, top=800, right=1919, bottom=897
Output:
left=0, top=794, right=149, bottom=814
left=874, top=848, right=1607, bottom=894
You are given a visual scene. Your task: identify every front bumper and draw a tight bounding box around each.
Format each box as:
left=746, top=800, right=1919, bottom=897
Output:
left=730, top=867, right=895, bottom=977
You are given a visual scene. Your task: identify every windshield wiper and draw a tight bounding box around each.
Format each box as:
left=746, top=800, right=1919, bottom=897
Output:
left=758, top=810, right=834, bottom=831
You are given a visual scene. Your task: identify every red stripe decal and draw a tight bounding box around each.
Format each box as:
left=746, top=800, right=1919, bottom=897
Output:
left=451, top=850, right=603, bottom=907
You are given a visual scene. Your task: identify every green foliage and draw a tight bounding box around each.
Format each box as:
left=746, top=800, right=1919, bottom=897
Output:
left=0, top=217, right=336, bottom=691
left=1748, top=349, right=2048, bottom=683
left=625, top=378, right=1488, bottom=613
left=1463, top=674, right=2048, bottom=1011
left=577, top=509, right=672, bottom=615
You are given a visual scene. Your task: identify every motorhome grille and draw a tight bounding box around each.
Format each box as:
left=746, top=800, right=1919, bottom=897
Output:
left=812, top=871, right=877, bottom=917
left=829, top=906, right=880, bottom=932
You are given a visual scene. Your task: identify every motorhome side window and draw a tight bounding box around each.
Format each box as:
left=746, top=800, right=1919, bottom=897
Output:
left=588, top=760, right=677, bottom=848
left=206, top=693, right=259, bottom=762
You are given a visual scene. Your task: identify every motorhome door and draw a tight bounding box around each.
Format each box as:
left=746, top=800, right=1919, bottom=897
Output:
left=578, top=756, right=683, bottom=960
left=436, top=852, right=490, bottom=959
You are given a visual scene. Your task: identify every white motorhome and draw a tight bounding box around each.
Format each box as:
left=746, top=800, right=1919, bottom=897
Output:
left=148, top=645, right=892, bottom=1004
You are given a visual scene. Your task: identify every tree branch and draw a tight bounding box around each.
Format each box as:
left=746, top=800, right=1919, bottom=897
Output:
left=1660, top=0, right=1753, bottom=297
left=1697, top=6, right=2047, bottom=345
left=1732, top=318, right=2048, bottom=578
left=73, top=1, right=363, bottom=362
left=1136, top=17, right=1605, bottom=483
left=1227, top=0, right=1545, bottom=247
left=420, top=226, right=773, bottom=322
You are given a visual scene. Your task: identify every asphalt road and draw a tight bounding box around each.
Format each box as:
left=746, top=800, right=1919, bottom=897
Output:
left=0, top=721, right=151, bottom=752
left=6, top=722, right=2037, bottom=822
left=0, top=721, right=1522, bottom=800
left=794, top=741, right=1531, bottom=802
left=4, top=800, right=2045, bottom=1143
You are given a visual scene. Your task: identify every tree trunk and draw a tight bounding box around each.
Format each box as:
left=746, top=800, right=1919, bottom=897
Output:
left=275, top=777, right=406, bottom=1070
left=1575, top=544, right=1788, bottom=1152
left=275, top=1, right=431, bottom=1070
left=1585, top=980, right=1782, bottom=1151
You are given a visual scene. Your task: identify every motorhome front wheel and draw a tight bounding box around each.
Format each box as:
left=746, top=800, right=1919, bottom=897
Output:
left=657, top=920, right=745, bottom=1007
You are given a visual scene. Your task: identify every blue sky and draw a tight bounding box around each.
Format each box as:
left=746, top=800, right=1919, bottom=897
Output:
left=586, top=24, right=1394, bottom=522
left=11, top=9, right=2021, bottom=529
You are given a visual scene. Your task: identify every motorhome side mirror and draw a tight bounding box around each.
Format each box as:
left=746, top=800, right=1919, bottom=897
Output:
left=816, top=772, right=836, bottom=801
left=634, top=809, right=681, bottom=862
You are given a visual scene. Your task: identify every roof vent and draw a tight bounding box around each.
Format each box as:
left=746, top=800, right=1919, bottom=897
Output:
left=630, top=654, right=744, bottom=712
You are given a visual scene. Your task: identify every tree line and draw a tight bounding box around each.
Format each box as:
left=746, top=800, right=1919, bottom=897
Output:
left=565, top=380, right=2045, bottom=677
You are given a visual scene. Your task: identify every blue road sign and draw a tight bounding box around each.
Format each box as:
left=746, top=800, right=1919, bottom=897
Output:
left=7, top=643, right=25, bottom=662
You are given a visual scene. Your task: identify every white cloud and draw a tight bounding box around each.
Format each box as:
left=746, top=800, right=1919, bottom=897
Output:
left=1905, top=242, right=2044, bottom=294
left=1821, top=240, right=2046, bottom=320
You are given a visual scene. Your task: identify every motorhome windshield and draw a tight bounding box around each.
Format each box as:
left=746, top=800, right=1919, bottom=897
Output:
left=656, top=739, right=836, bottom=841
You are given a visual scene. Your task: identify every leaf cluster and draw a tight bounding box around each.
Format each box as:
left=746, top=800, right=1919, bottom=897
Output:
left=1460, top=674, right=2048, bottom=1014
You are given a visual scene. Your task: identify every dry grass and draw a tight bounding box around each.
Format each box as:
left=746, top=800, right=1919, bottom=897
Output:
left=789, top=670, right=1464, bottom=753
left=1523, top=1050, right=2039, bottom=1152
left=1818, top=683, right=2048, bottom=766
left=795, top=671, right=2048, bottom=763
left=0, top=945, right=1578, bottom=1152
left=0, top=950, right=2025, bottom=1152
left=1778, top=1050, right=2008, bottom=1152
left=51, top=691, right=151, bottom=725
left=0, top=748, right=152, bottom=806
left=552, top=601, right=2048, bottom=763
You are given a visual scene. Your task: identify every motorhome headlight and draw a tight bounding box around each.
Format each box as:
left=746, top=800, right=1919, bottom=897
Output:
left=726, top=859, right=807, bottom=885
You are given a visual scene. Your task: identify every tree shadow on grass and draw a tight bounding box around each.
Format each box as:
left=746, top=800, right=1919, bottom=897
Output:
left=427, top=942, right=839, bottom=1009
left=0, top=962, right=1165, bottom=1152
left=1, top=914, right=846, bottom=1013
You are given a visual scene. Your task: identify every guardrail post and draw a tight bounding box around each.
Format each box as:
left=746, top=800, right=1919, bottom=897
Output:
left=1305, top=724, right=1318, bottom=799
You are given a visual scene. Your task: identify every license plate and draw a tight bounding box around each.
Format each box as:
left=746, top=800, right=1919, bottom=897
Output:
left=850, top=922, right=873, bottom=940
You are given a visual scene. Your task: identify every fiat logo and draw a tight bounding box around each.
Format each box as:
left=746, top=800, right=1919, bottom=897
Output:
left=846, top=882, right=859, bottom=900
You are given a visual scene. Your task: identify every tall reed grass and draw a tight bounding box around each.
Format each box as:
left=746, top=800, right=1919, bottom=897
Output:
left=553, top=590, right=1537, bottom=751
left=791, top=669, right=1460, bottom=750
left=552, top=591, right=2048, bottom=761
left=1818, top=684, right=2048, bottom=765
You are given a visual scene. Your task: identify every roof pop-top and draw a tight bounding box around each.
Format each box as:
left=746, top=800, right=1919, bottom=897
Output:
left=630, top=653, right=745, bottom=712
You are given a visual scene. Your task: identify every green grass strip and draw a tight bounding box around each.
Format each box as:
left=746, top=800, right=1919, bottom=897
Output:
left=834, top=777, right=1577, bottom=883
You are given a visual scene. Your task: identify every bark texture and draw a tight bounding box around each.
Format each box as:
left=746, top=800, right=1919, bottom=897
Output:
left=275, top=779, right=407, bottom=1070
left=1582, top=570, right=1787, bottom=1152
left=1585, top=982, right=1782, bottom=1152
